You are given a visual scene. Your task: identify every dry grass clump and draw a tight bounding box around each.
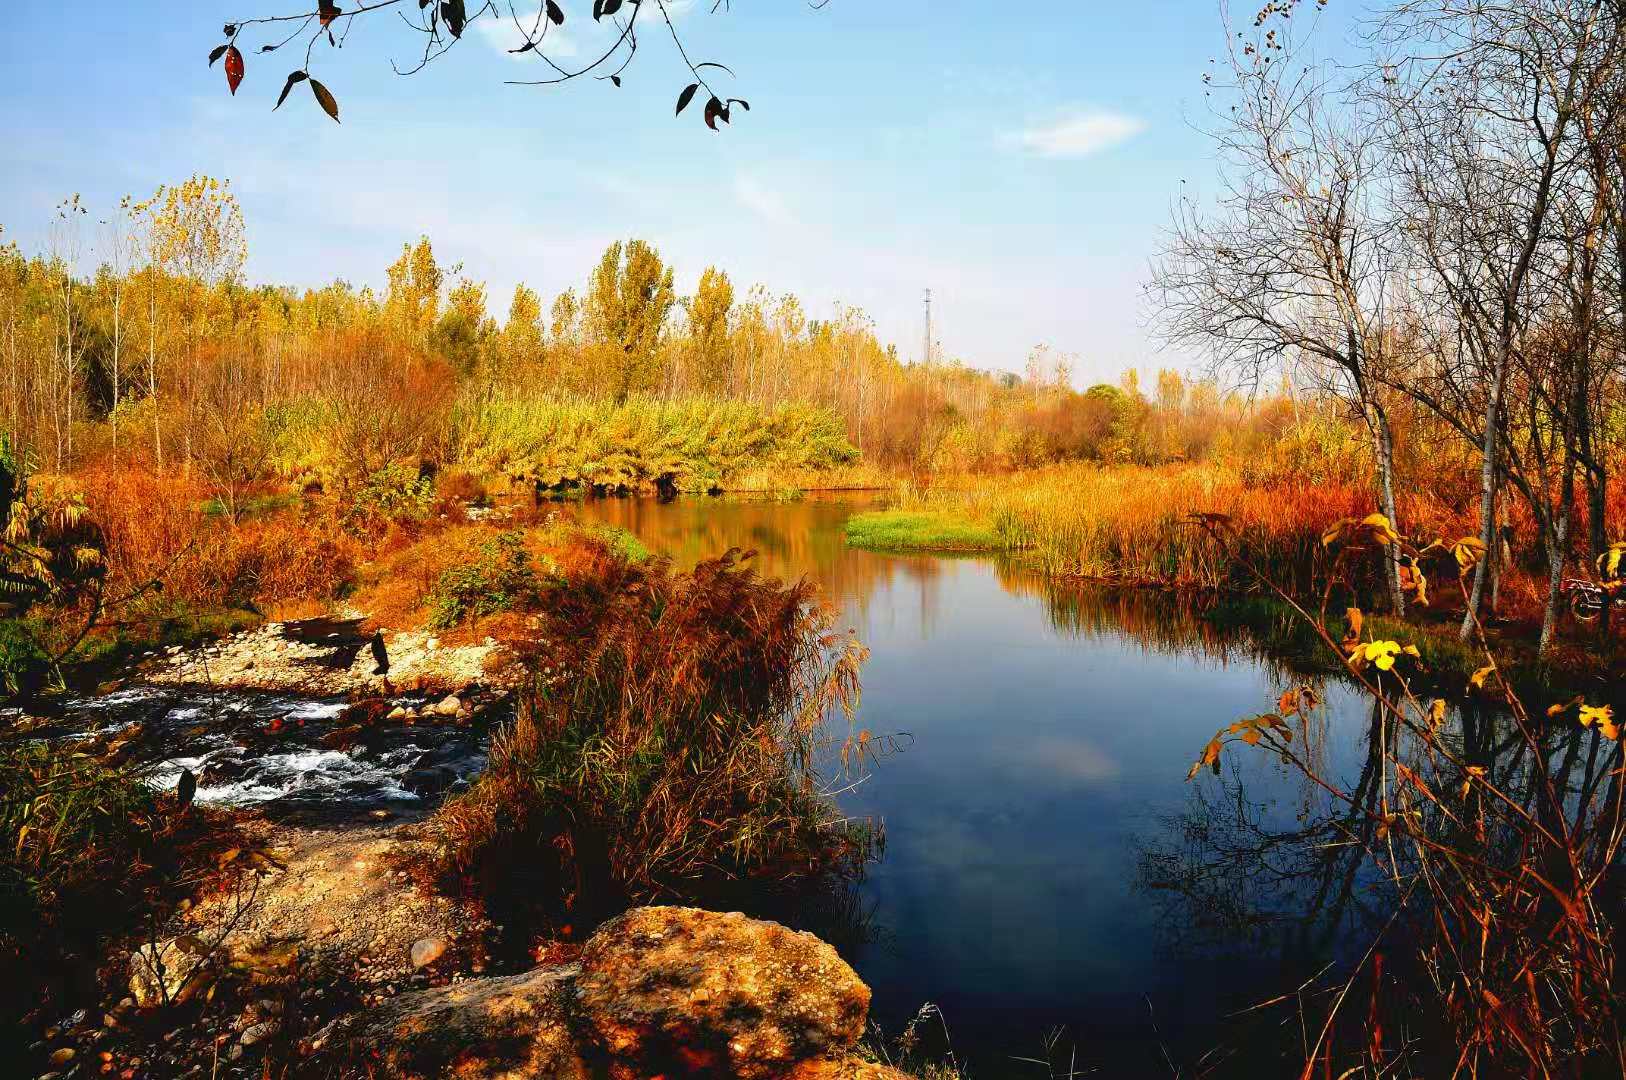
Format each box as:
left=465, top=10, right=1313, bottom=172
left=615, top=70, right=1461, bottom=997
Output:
left=0, top=741, right=235, bottom=1045
left=428, top=536, right=875, bottom=919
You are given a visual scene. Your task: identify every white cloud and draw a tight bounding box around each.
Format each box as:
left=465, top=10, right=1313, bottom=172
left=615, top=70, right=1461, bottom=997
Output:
left=732, top=173, right=797, bottom=227
left=476, top=5, right=578, bottom=60
left=475, top=1, right=700, bottom=63
left=1012, top=107, right=1145, bottom=159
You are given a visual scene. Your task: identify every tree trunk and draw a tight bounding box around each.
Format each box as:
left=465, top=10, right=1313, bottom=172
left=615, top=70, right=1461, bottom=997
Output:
left=1461, top=367, right=1503, bottom=641
left=1374, top=404, right=1404, bottom=617
left=1541, top=462, right=1573, bottom=653
left=149, top=269, right=162, bottom=470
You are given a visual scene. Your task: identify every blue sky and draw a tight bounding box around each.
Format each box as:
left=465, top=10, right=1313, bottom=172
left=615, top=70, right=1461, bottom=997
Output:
left=0, top=1, right=1360, bottom=384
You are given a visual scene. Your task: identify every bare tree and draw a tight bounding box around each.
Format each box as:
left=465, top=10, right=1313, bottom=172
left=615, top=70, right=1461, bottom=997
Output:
left=1377, top=0, right=1620, bottom=646
left=1154, top=0, right=1411, bottom=614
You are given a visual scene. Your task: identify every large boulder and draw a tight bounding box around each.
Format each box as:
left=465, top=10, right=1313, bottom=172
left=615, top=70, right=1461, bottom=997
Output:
left=315, top=964, right=589, bottom=1079
left=312, top=906, right=887, bottom=1079
left=573, top=906, right=873, bottom=1079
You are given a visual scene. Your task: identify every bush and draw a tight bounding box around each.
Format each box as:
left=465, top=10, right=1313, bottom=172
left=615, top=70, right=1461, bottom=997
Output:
left=0, top=742, right=159, bottom=921
left=347, top=462, right=435, bottom=531
left=451, top=394, right=860, bottom=495
left=0, top=618, right=51, bottom=697
left=426, top=529, right=539, bottom=629
left=428, top=540, right=876, bottom=917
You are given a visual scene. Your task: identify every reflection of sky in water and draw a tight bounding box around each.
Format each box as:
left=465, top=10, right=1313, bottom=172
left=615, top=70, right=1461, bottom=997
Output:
left=577, top=496, right=1382, bottom=1075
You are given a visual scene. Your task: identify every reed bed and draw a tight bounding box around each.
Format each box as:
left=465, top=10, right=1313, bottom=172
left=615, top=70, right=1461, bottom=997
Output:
left=899, top=463, right=1376, bottom=591
left=450, top=393, right=860, bottom=495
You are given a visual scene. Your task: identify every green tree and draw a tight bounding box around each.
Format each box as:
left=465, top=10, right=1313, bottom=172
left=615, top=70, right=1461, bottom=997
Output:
left=583, top=240, right=676, bottom=404
left=494, top=284, right=545, bottom=384
left=384, top=236, right=444, bottom=345
left=433, top=275, right=492, bottom=376
left=685, top=266, right=734, bottom=394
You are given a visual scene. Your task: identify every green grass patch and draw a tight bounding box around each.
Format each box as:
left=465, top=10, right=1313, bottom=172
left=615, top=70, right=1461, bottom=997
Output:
left=199, top=492, right=298, bottom=519
left=844, top=510, right=1004, bottom=553
left=69, top=604, right=263, bottom=678
left=592, top=524, right=651, bottom=563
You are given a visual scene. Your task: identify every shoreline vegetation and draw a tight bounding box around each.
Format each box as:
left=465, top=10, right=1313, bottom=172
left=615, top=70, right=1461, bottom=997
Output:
left=845, top=464, right=1626, bottom=691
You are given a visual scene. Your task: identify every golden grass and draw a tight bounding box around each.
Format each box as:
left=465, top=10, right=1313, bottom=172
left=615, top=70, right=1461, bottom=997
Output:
left=900, top=463, right=1375, bottom=589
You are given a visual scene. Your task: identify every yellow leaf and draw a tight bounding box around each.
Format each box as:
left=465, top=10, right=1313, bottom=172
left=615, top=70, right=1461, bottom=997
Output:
left=1469, top=665, right=1496, bottom=690
left=1321, top=518, right=1353, bottom=548
left=1362, top=640, right=1403, bottom=672
left=1452, top=536, right=1487, bottom=573
left=1598, top=543, right=1625, bottom=582
left=1361, top=513, right=1399, bottom=545
left=1579, top=705, right=1613, bottom=738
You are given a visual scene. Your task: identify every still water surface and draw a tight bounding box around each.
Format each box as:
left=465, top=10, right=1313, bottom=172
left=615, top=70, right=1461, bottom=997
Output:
left=576, top=494, right=1386, bottom=1075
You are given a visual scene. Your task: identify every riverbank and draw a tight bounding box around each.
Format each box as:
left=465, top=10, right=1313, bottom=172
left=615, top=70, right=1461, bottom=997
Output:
left=846, top=465, right=1626, bottom=698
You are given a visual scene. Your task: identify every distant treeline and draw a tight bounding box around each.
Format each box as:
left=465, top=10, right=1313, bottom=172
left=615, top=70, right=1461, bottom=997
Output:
left=3, top=179, right=1322, bottom=502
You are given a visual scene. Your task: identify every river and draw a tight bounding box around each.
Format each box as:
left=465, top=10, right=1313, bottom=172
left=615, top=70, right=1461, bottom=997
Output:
left=573, top=494, right=1395, bottom=1075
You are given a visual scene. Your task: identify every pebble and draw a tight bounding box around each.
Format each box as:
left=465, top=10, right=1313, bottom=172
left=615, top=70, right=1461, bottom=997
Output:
left=410, top=935, right=449, bottom=969
left=238, top=1021, right=278, bottom=1046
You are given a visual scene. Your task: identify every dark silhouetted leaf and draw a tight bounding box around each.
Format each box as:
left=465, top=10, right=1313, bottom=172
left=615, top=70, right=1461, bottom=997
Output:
left=274, top=70, right=309, bottom=110
left=695, top=61, right=736, bottom=77
left=510, top=40, right=536, bottom=53
left=319, top=0, right=342, bottom=27
left=224, top=45, right=245, bottom=95
left=676, top=82, right=699, bottom=115
left=209, top=43, right=230, bottom=66
left=310, top=77, right=341, bottom=122
left=704, top=95, right=727, bottom=131
left=441, top=0, right=466, bottom=37
left=727, top=98, right=751, bottom=111
left=610, top=74, right=622, bottom=87
left=223, top=23, right=237, bottom=35
left=260, top=43, right=279, bottom=52
left=546, top=0, right=564, bottom=25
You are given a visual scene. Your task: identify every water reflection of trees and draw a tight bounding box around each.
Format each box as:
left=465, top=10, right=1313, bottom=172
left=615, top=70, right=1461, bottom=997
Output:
left=571, top=495, right=946, bottom=619
left=995, top=566, right=1313, bottom=676
left=1136, top=692, right=1626, bottom=1074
